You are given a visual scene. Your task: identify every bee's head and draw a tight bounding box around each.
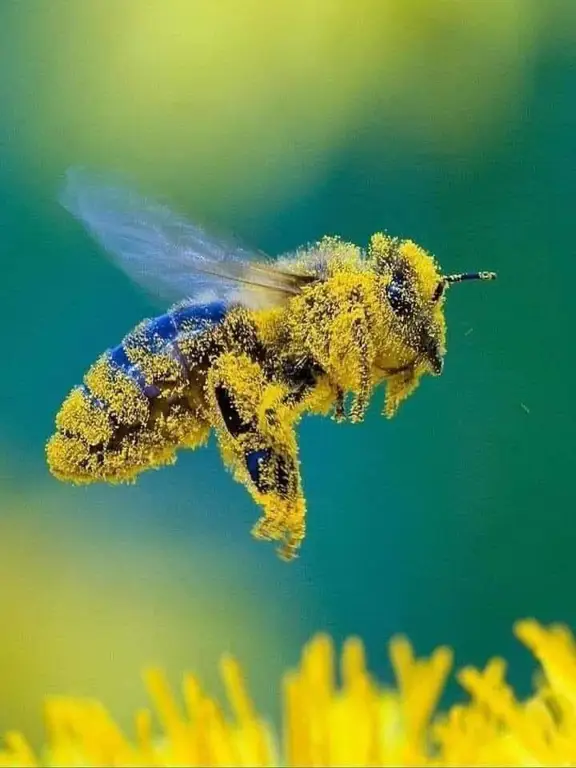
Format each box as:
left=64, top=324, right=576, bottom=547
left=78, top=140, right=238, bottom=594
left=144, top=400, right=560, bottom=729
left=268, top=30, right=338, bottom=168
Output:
left=368, top=232, right=496, bottom=383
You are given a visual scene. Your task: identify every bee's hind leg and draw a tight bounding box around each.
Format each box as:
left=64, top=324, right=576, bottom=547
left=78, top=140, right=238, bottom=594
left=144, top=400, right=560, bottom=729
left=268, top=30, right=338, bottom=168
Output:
left=245, top=447, right=305, bottom=561
left=206, top=353, right=306, bottom=560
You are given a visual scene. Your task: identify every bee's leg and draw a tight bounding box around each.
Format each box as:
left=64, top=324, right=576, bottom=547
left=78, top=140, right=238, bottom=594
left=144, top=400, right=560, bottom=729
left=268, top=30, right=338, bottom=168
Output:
left=279, top=358, right=322, bottom=406
left=383, top=366, right=422, bottom=418
left=245, top=447, right=305, bottom=561
left=328, top=300, right=374, bottom=423
left=206, top=353, right=305, bottom=560
left=333, top=387, right=346, bottom=423
left=279, top=356, right=344, bottom=426
left=348, top=314, right=372, bottom=423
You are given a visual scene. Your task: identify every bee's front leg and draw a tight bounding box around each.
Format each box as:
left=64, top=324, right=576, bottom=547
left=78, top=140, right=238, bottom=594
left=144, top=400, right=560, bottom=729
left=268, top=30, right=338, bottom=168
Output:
left=325, top=301, right=374, bottom=424
left=348, top=312, right=373, bottom=423
left=205, top=353, right=305, bottom=561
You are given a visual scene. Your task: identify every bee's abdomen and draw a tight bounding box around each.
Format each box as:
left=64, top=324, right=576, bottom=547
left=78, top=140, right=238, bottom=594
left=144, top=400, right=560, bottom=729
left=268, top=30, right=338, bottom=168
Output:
left=46, top=301, right=227, bottom=484
left=115, top=300, right=228, bottom=397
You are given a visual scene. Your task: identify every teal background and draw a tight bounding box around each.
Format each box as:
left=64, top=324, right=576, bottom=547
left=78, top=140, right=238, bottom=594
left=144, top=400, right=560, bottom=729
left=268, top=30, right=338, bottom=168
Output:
left=1, top=0, right=575, bottom=742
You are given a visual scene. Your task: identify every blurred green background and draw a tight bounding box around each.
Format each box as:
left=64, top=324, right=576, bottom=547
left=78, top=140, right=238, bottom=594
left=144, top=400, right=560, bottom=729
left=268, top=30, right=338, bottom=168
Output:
left=1, top=0, right=576, bottom=743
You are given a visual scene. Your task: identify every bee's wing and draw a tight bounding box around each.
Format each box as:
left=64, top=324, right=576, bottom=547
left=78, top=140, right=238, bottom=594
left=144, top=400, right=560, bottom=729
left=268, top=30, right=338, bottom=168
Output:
left=60, top=167, right=316, bottom=309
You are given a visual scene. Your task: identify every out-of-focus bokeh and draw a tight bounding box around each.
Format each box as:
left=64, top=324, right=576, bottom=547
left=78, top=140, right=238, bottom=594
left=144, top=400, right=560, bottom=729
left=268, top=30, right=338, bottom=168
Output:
left=1, top=0, right=576, bottom=743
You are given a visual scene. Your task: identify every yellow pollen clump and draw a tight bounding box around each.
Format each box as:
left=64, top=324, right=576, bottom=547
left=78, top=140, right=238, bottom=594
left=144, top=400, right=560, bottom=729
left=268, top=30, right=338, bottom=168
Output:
left=3, top=620, right=576, bottom=766
left=84, top=356, right=149, bottom=427
left=55, top=387, right=114, bottom=446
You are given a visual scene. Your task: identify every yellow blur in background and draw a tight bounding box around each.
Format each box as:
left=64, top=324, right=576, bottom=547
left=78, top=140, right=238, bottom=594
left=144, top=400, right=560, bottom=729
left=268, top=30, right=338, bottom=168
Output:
left=0, top=486, right=303, bottom=745
left=17, top=0, right=574, bottom=212
left=3, top=619, right=576, bottom=766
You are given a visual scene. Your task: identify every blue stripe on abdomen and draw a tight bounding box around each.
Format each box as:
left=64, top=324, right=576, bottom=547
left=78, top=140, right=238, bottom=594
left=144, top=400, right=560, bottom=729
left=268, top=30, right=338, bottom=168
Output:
left=136, top=300, right=228, bottom=351
left=171, top=300, right=228, bottom=331
left=107, top=341, right=157, bottom=396
left=143, top=313, right=178, bottom=350
left=98, top=301, right=228, bottom=402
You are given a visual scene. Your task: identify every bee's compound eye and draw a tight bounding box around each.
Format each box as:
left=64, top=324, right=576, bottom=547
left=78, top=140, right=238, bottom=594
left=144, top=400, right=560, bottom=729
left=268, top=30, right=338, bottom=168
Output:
left=385, top=271, right=413, bottom=319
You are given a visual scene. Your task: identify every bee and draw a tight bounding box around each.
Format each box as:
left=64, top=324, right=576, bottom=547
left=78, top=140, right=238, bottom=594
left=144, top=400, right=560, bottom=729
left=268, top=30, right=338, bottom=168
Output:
left=47, top=168, right=497, bottom=560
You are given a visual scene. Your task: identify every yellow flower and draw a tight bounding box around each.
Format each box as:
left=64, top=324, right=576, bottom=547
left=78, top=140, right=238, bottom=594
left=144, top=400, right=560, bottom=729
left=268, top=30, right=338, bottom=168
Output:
left=2, top=619, right=576, bottom=767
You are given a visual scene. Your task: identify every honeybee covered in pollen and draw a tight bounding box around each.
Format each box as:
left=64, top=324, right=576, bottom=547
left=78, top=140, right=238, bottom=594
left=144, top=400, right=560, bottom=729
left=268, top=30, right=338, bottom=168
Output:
left=47, top=168, right=497, bottom=560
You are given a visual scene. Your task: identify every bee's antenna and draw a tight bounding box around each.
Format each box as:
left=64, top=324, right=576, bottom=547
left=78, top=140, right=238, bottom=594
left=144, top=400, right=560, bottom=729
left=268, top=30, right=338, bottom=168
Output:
left=444, top=271, right=497, bottom=284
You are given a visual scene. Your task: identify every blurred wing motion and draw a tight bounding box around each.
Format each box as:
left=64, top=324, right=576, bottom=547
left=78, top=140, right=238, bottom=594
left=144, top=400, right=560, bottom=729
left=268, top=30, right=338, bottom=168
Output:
left=60, top=167, right=316, bottom=308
